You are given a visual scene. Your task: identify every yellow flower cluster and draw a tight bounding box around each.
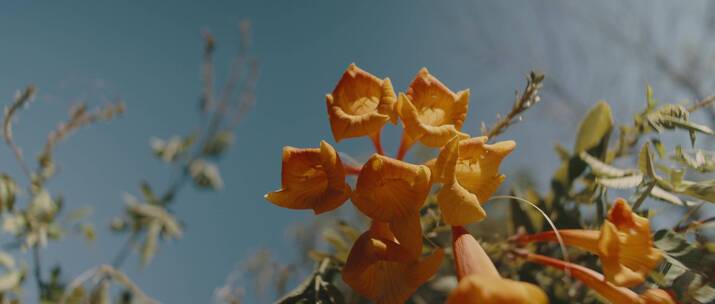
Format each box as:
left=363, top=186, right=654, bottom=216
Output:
left=265, top=64, right=516, bottom=303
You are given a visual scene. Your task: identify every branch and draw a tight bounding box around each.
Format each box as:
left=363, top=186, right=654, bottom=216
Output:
left=2, top=85, right=36, bottom=180
left=482, top=71, right=544, bottom=141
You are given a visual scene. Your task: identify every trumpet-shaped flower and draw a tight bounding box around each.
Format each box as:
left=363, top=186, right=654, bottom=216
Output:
left=342, top=222, right=444, bottom=304
left=326, top=64, right=396, bottom=142
left=447, top=275, right=550, bottom=304
left=431, top=136, right=516, bottom=225
left=352, top=154, right=431, bottom=257
left=516, top=198, right=662, bottom=287
left=448, top=226, right=548, bottom=304
left=264, top=141, right=351, bottom=214
left=522, top=252, right=674, bottom=304
left=396, top=68, right=470, bottom=148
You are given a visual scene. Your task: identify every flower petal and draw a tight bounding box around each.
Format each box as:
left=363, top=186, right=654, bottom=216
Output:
left=342, top=228, right=444, bottom=304
left=434, top=137, right=487, bottom=225
left=264, top=141, right=351, bottom=214
left=456, top=138, right=516, bottom=201
left=599, top=199, right=663, bottom=287
left=352, top=154, right=431, bottom=221
left=446, top=275, right=548, bottom=304
left=389, top=211, right=423, bottom=258
left=395, top=68, right=470, bottom=148
left=326, top=64, right=396, bottom=142
left=451, top=226, right=499, bottom=280
left=433, top=136, right=460, bottom=183
left=640, top=289, right=676, bottom=304
left=438, top=182, right=486, bottom=225
left=396, top=93, right=469, bottom=148
left=598, top=221, right=644, bottom=287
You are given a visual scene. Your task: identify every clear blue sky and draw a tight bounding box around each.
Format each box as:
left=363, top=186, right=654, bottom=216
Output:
left=1, top=1, right=712, bottom=303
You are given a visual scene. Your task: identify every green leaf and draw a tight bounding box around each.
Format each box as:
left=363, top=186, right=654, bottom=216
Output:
left=645, top=85, right=657, bottom=110
left=651, top=138, right=666, bottom=158
left=554, top=144, right=570, bottom=161
left=141, top=220, right=160, bottom=266
left=638, top=143, right=656, bottom=178
left=149, top=134, right=197, bottom=163
left=0, top=174, right=17, bottom=213
left=321, top=229, right=349, bottom=254
left=653, top=229, right=714, bottom=271
left=0, top=271, right=21, bottom=292
left=693, top=284, right=715, bottom=304
left=203, top=131, right=234, bottom=156
left=89, top=281, right=110, bottom=304
left=596, top=174, right=643, bottom=189
left=574, top=101, right=613, bottom=154
left=28, top=189, right=58, bottom=220
left=189, top=159, right=224, bottom=190
left=673, top=146, right=715, bottom=173
left=680, top=180, right=715, bottom=203
left=650, top=186, right=685, bottom=206
left=579, top=152, right=630, bottom=177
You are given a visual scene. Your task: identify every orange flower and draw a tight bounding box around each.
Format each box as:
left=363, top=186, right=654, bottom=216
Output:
left=522, top=252, right=675, bottom=304
left=447, top=275, right=549, bottom=304
left=448, top=226, right=548, bottom=304
left=396, top=68, right=470, bottom=148
left=351, top=154, right=431, bottom=257
left=342, top=222, right=444, bottom=304
left=264, top=141, right=351, bottom=214
left=430, top=136, right=516, bottom=225
left=326, top=64, right=396, bottom=142
left=516, top=198, right=662, bottom=287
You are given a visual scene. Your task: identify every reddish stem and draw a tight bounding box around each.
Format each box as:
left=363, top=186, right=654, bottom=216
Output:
left=517, top=251, right=645, bottom=304
left=396, top=131, right=414, bottom=160
left=344, top=164, right=362, bottom=175
left=370, top=131, right=385, bottom=155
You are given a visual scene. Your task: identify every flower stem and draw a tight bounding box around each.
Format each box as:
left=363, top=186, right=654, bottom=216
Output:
left=396, top=132, right=414, bottom=160
left=344, top=164, right=362, bottom=175
left=370, top=131, right=384, bottom=155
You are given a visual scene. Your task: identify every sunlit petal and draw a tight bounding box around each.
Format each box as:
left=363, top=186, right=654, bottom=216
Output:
left=326, top=64, right=396, bottom=142
left=640, top=289, right=676, bottom=304
left=396, top=68, right=470, bottom=148
left=446, top=275, right=549, bottom=304
left=264, top=141, right=351, bottom=214
left=352, top=154, right=431, bottom=221
left=342, top=227, right=444, bottom=304
left=451, top=226, right=499, bottom=280
left=432, top=136, right=515, bottom=224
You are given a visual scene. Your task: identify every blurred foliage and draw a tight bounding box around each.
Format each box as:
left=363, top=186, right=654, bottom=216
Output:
left=0, top=21, right=257, bottom=303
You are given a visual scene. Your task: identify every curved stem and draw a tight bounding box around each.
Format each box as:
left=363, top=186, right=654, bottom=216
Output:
left=344, top=164, right=362, bottom=175
left=396, top=132, right=414, bottom=160
left=369, top=131, right=384, bottom=155
left=517, top=251, right=642, bottom=304
left=33, top=245, right=44, bottom=299
left=112, top=232, right=141, bottom=268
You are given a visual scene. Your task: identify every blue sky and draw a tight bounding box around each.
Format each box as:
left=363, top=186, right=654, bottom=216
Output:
left=1, top=1, right=713, bottom=303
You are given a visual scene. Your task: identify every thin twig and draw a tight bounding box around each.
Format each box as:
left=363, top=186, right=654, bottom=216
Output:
left=32, top=245, right=44, bottom=299
left=687, top=95, right=715, bottom=113
left=111, top=231, right=141, bottom=268
left=2, top=85, right=36, bottom=180
left=482, top=71, right=544, bottom=141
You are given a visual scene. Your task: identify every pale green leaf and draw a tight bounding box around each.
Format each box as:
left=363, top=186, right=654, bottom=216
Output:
left=580, top=152, right=630, bottom=177
left=574, top=101, right=613, bottom=153
left=596, top=174, right=643, bottom=189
